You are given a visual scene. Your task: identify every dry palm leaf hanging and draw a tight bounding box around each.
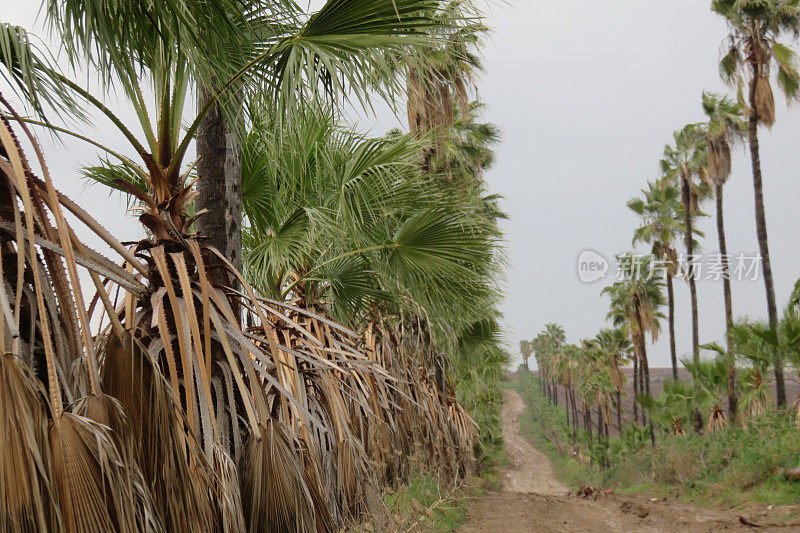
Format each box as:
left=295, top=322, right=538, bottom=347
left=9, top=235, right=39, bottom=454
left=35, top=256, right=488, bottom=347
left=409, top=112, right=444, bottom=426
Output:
left=0, top=99, right=159, bottom=532
left=0, top=94, right=477, bottom=531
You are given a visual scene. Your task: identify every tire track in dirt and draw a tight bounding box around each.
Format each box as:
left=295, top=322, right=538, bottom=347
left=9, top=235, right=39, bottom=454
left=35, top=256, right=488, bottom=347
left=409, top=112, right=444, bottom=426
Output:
left=457, top=389, right=794, bottom=532
left=500, top=387, right=567, bottom=495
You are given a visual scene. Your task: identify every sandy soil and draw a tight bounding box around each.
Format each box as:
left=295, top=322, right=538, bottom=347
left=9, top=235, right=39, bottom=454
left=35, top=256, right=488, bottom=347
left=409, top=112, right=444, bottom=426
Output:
left=457, top=389, right=799, bottom=533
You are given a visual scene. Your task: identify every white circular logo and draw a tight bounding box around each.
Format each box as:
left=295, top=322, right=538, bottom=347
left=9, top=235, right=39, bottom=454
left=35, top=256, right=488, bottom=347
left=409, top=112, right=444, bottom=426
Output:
left=576, top=249, right=609, bottom=284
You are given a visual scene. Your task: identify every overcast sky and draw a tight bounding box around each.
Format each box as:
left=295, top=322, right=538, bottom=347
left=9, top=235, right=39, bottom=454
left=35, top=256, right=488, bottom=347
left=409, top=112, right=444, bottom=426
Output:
left=7, top=2, right=800, bottom=368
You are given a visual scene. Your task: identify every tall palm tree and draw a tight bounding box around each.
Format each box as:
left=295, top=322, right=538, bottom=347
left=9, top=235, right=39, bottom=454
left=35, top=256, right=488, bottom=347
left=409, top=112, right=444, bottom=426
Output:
left=545, top=323, right=567, bottom=346
left=628, top=181, right=684, bottom=381
left=406, top=1, right=486, bottom=173
left=661, top=125, right=709, bottom=371
left=701, top=90, right=747, bottom=420
left=712, top=0, right=800, bottom=407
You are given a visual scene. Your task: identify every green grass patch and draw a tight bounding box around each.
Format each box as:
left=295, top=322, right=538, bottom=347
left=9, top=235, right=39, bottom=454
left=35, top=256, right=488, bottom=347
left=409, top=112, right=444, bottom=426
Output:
left=380, top=440, right=507, bottom=531
left=384, top=475, right=468, bottom=532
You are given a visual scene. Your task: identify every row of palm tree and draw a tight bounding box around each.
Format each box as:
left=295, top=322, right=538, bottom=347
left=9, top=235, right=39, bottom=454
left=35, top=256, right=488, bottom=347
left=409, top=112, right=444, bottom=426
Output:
left=523, top=0, right=800, bottom=462
left=0, top=0, right=508, bottom=530
left=526, top=323, right=633, bottom=464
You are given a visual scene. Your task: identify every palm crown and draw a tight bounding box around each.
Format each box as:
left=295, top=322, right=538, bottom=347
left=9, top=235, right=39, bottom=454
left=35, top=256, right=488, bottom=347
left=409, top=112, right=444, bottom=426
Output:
left=714, top=0, right=800, bottom=127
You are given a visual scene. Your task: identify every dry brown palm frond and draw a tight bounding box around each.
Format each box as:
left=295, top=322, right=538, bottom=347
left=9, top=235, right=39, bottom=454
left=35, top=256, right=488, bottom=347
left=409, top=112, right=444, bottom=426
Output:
left=755, top=76, right=776, bottom=128
left=707, top=137, right=732, bottom=185
left=0, top=102, right=153, bottom=532
left=70, top=391, right=163, bottom=532
left=239, top=420, right=324, bottom=533
left=407, top=68, right=425, bottom=132
left=99, top=331, right=217, bottom=531
left=0, top=353, right=60, bottom=532
left=706, top=405, right=727, bottom=433
left=49, top=412, right=143, bottom=532
left=212, top=442, right=246, bottom=533
left=791, top=394, right=800, bottom=428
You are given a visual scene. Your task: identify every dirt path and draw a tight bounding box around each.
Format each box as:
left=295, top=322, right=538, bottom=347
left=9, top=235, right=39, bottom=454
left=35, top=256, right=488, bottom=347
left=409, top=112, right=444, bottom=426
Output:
left=457, top=389, right=794, bottom=532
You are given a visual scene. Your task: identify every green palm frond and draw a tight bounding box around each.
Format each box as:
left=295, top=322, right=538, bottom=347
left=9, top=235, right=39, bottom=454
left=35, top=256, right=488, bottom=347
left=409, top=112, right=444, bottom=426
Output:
left=250, top=0, right=445, bottom=110
left=317, top=255, right=386, bottom=321
left=0, top=23, right=82, bottom=121
left=388, top=207, right=491, bottom=276
left=81, top=158, right=152, bottom=208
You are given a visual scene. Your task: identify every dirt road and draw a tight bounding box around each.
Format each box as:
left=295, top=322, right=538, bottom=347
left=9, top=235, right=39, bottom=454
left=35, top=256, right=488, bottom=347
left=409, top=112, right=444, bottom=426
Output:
left=457, top=389, right=795, bottom=532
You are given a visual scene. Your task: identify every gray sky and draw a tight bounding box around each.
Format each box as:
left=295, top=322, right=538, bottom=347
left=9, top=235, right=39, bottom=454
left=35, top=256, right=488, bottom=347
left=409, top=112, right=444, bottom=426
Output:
left=6, top=2, right=800, bottom=368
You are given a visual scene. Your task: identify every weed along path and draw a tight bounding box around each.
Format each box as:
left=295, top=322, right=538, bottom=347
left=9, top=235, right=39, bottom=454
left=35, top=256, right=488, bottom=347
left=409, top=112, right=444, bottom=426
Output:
left=457, top=389, right=793, bottom=533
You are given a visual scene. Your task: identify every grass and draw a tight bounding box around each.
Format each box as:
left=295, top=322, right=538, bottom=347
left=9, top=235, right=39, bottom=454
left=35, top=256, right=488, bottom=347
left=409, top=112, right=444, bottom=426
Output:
left=378, top=441, right=507, bottom=531
left=601, top=414, right=800, bottom=508
left=384, top=474, right=469, bottom=531
left=514, top=372, right=800, bottom=511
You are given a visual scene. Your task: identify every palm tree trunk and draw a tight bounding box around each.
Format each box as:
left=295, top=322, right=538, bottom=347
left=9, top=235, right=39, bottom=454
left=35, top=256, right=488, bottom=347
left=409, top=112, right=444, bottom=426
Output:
left=196, top=84, right=243, bottom=276
left=638, top=359, right=645, bottom=425
left=748, top=73, right=785, bottom=407
left=616, top=389, right=622, bottom=434
left=632, top=357, right=639, bottom=425
left=596, top=404, right=603, bottom=437
left=585, top=405, right=593, bottom=445
left=634, top=297, right=656, bottom=446
left=541, top=370, right=547, bottom=398
left=681, top=174, right=700, bottom=367
left=666, top=272, right=678, bottom=381
left=566, top=385, right=574, bottom=444
left=570, top=386, right=578, bottom=444
left=596, top=404, right=605, bottom=466
left=552, top=380, right=558, bottom=406
left=564, top=388, right=571, bottom=429
left=682, top=173, right=703, bottom=431
left=716, top=183, right=738, bottom=420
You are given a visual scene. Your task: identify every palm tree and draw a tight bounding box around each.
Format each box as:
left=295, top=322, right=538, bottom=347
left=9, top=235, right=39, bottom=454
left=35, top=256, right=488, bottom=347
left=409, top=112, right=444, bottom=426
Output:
left=596, top=328, right=633, bottom=433
left=406, top=1, right=486, bottom=173
left=44, top=0, right=455, bottom=274
left=640, top=380, right=695, bottom=436
left=560, top=344, right=581, bottom=444
left=520, top=340, right=533, bottom=370
left=708, top=320, right=774, bottom=421
left=603, top=254, right=665, bottom=445
left=1, top=5, right=502, bottom=528
left=544, top=323, right=566, bottom=405
left=661, top=125, right=709, bottom=371
left=237, top=102, right=507, bottom=471
left=701, top=91, right=747, bottom=420
left=628, top=181, right=684, bottom=381
left=682, top=356, right=731, bottom=433
left=545, top=323, right=567, bottom=346
left=712, top=0, right=800, bottom=407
